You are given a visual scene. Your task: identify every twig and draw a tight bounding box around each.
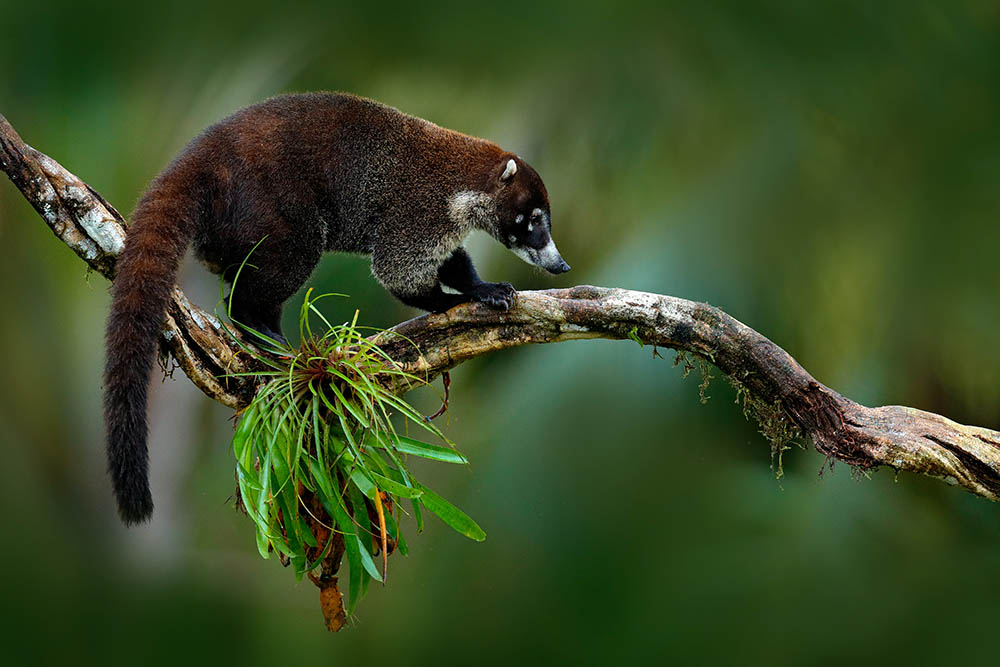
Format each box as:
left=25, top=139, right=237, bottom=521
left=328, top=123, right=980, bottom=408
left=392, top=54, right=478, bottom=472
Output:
left=426, top=372, right=451, bottom=421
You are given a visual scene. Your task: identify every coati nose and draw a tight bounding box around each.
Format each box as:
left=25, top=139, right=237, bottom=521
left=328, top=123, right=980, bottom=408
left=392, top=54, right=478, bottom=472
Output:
left=549, top=260, right=571, bottom=274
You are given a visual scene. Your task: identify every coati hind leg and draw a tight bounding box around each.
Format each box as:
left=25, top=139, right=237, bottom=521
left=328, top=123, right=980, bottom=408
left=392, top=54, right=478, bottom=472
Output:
left=227, top=290, right=286, bottom=343
left=223, top=225, right=324, bottom=343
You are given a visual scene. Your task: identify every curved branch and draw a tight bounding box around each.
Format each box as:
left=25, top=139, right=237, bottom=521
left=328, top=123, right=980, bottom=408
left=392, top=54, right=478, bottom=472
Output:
left=378, top=289, right=1000, bottom=500
left=3, top=114, right=999, bottom=502
left=1, top=114, right=253, bottom=408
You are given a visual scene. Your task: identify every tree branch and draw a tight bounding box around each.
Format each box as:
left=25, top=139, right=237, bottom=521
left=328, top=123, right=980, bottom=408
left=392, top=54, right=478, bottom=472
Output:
left=4, top=113, right=999, bottom=502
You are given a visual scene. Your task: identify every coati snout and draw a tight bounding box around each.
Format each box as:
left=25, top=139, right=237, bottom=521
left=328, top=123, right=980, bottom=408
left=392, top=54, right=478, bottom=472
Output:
left=104, top=92, right=571, bottom=524
left=490, top=158, right=570, bottom=275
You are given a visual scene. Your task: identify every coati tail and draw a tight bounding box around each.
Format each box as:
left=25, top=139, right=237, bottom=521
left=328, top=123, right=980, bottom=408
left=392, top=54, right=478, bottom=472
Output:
left=104, top=181, right=201, bottom=524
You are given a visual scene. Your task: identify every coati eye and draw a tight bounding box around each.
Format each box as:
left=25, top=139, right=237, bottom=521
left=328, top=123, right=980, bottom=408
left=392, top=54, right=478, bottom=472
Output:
left=527, top=209, right=544, bottom=232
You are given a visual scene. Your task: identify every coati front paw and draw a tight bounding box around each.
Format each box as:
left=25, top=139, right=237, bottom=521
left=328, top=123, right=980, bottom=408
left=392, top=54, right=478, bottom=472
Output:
left=470, top=282, right=516, bottom=310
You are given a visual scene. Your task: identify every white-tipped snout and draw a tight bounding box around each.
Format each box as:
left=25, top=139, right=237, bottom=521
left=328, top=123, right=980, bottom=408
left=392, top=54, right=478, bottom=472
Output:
left=512, top=238, right=571, bottom=274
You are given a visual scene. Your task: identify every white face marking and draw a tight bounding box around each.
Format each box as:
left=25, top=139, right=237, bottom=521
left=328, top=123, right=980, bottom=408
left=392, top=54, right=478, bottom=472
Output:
left=511, top=246, right=534, bottom=265
left=537, top=238, right=561, bottom=266
left=515, top=214, right=524, bottom=224
left=510, top=238, right=564, bottom=270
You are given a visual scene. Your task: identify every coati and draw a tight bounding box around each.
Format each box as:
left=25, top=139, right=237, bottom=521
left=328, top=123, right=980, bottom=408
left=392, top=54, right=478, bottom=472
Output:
left=105, top=92, right=570, bottom=524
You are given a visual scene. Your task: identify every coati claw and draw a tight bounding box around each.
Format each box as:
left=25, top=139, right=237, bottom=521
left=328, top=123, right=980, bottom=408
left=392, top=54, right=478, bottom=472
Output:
left=471, top=282, right=516, bottom=310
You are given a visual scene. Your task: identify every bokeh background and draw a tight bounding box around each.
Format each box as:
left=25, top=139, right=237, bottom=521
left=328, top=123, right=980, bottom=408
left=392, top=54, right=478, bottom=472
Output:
left=2, top=1, right=999, bottom=664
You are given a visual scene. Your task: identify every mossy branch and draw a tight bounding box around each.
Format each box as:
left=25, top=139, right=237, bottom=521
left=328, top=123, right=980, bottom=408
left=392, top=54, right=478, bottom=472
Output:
left=4, top=113, right=999, bottom=502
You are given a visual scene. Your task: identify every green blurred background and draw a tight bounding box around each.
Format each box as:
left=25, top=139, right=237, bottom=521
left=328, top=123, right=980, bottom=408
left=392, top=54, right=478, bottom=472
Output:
left=2, top=1, right=999, bottom=664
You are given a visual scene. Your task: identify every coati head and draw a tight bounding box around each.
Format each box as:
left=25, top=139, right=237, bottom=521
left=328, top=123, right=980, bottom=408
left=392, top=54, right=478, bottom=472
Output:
left=488, top=157, right=570, bottom=275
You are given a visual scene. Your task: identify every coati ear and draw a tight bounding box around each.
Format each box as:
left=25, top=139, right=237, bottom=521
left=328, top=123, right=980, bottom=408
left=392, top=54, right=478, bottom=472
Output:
left=500, top=158, right=517, bottom=183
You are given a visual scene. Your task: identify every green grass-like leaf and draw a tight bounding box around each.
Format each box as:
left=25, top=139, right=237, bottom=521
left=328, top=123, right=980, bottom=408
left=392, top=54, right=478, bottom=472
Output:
left=414, top=483, right=487, bottom=542
left=224, top=288, right=483, bottom=619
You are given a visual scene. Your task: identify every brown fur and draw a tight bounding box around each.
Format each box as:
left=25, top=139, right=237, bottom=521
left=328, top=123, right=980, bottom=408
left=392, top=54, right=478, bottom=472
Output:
left=104, top=92, right=567, bottom=524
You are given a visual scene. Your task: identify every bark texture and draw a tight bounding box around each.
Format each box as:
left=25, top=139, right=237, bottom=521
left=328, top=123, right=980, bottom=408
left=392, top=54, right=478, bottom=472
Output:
left=3, top=113, right=999, bottom=502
